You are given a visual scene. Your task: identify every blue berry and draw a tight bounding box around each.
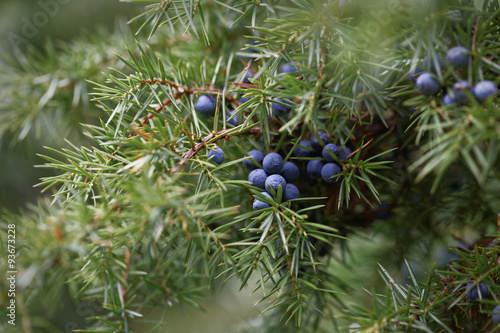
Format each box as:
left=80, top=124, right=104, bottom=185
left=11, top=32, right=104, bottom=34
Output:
left=411, top=106, right=422, bottom=117
left=472, top=80, right=498, bottom=103
left=321, top=163, right=341, bottom=183
left=446, top=46, right=470, bottom=69
left=283, top=183, right=300, bottom=201
left=416, top=73, right=440, bottom=95
left=423, top=55, right=444, bottom=73
left=322, top=143, right=340, bottom=162
left=453, top=80, right=472, bottom=91
left=265, top=174, right=287, bottom=195
left=281, top=62, right=299, bottom=74
left=242, top=71, right=253, bottom=84
left=208, top=147, right=224, bottom=165
left=195, top=95, right=217, bottom=117
left=375, top=201, right=392, bottom=220
left=226, top=109, right=239, bottom=127
left=248, top=169, right=268, bottom=189
left=239, top=95, right=249, bottom=104
left=443, top=93, right=457, bottom=106
left=271, top=99, right=292, bottom=117
left=253, top=192, right=273, bottom=210
left=408, top=66, right=424, bottom=83
left=451, top=80, right=471, bottom=103
left=307, top=159, right=325, bottom=179
left=243, top=149, right=265, bottom=170
left=242, top=40, right=259, bottom=55
left=280, top=161, right=300, bottom=182
left=493, top=305, right=500, bottom=326
left=311, top=131, right=329, bottom=150
left=338, top=146, right=352, bottom=160
left=294, top=140, right=313, bottom=157
left=466, top=282, right=488, bottom=302
left=263, top=153, right=284, bottom=174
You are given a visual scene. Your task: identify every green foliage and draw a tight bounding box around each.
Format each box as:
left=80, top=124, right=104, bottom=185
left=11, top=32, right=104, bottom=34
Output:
left=344, top=243, right=500, bottom=332
left=0, top=23, right=138, bottom=147
left=1, top=0, right=500, bottom=332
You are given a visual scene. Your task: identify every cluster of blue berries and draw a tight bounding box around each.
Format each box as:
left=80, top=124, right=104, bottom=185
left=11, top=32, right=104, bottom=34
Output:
left=296, top=131, right=351, bottom=183
left=194, top=57, right=353, bottom=212
left=466, top=282, right=488, bottom=302
left=244, top=150, right=301, bottom=210
left=409, top=45, right=498, bottom=105
left=245, top=131, right=352, bottom=210
left=464, top=281, right=500, bottom=326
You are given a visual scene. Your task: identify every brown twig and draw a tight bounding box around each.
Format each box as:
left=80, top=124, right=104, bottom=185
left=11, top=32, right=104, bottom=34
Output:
left=121, top=78, right=188, bottom=103
left=346, top=138, right=373, bottom=159
left=319, top=31, right=330, bottom=77
left=366, top=119, right=396, bottom=150
left=168, top=126, right=261, bottom=174
left=472, top=16, right=481, bottom=56
left=130, top=125, right=152, bottom=140
left=169, top=132, right=221, bottom=175
left=351, top=110, right=371, bottom=122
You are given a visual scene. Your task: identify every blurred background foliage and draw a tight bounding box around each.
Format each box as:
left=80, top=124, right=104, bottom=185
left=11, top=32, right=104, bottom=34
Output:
left=0, top=0, right=139, bottom=209
left=0, top=0, right=135, bottom=50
